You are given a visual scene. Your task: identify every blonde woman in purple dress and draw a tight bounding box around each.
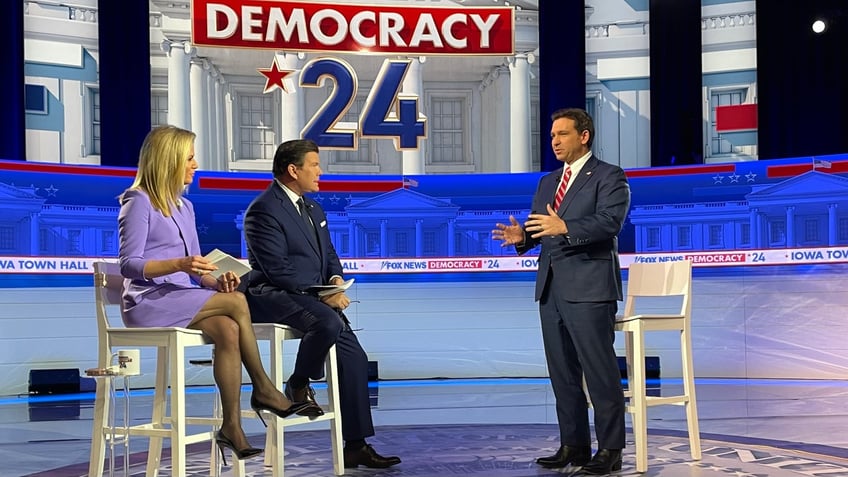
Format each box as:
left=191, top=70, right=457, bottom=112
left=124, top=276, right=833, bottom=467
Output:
left=118, top=126, right=310, bottom=464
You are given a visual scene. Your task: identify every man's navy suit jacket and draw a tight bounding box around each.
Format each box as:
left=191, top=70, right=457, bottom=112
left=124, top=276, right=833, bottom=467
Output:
left=242, top=183, right=344, bottom=319
left=517, top=155, right=631, bottom=303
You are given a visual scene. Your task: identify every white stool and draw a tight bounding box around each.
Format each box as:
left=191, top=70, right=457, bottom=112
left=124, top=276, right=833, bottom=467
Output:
left=616, top=260, right=701, bottom=473
left=90, top=261, right=220, bottom=477
left=232, top=324, right=344, bottom=477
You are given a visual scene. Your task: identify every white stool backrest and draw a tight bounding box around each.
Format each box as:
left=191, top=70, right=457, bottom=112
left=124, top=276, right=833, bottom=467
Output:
left=626, top=260, right=691, bottom=297
left=93, top=261, right=124, bottom=366
left=623, top=260, right=692, bottom=319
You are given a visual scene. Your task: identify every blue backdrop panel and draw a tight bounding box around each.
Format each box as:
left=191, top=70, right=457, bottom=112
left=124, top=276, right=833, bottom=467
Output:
left=97, top=0, right=151, bottom=167
left=756, top=0, right=848, bottom=159
left=649, top=0, right=703, bottom=166
left=0, top=1, right=26, bottom=161
left=538, top=1, right=585, bottom=172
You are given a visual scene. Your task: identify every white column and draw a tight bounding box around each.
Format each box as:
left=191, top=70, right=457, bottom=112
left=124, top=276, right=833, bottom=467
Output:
left=348, top=221, right=357, bottom=257
left=29, top=213, right=38, bottom=255
left=493, top=66, right=511, bottom=172
left=635, top=226, right=644, bottom=252
left=478, top=65, right=510, bottom=173
left=278, top=52, right=306, bottom=142
left=749, top=209, right=757, bottom=248
left=508, top=53, right=533, bottom=172
left=223, top=86, right=235, bottom=166
left=163, top=40, right=191, bottom=129
left=751, top=209, right=765, bottom=248
left=402, top=56, right=425, bottom=174
left=785, top=206, right=795, bottom=247
left=214, top=77, right=227, bottom=171
left=190, top=58, right=210, bottom=169
left=415, top=220, right=423, bottom=257
left=235, top=212, right=246, bottom=258
left=380, top=220, right=388, bottom=257
left=828, top=203, right=838, bottom=246
left=206, top=67, right=219, bottom=170
left=447, top=219, right=455, bottom=256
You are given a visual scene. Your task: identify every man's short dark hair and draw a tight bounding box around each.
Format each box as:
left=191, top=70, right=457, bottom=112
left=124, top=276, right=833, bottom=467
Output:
left=272, top=139, right=319, bottom=178
left=551, top=108, right=595, bottom=148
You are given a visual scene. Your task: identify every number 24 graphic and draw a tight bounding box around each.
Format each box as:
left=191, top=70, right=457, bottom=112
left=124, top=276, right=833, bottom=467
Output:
left=299, top=57, right=427, bottom=150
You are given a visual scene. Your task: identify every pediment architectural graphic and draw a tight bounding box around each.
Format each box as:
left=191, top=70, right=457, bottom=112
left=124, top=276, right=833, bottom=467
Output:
left=0, top=182, right=43, bottom=200
left=346, top=188, right=458, bottom=212
left=0, top=183, right=46, bottom=216
left=746, top=171, right=848, bottom=203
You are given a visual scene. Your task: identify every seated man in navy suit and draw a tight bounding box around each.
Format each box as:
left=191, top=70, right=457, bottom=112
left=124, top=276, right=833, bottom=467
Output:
left=241, top=139, right=401, bottom=469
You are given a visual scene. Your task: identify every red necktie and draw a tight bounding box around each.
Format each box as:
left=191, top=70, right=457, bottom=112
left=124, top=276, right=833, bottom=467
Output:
left=552, top=166, right=572, bottom=210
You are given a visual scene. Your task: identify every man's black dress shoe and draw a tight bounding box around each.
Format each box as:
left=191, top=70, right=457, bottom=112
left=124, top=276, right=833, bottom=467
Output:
left=344, top=444, right=402, bottom=469
left=536, top=445, right=592, bottom=468
left=577, top=449, right=622, bottom=475
left=284, top=382, right=324, bottom=417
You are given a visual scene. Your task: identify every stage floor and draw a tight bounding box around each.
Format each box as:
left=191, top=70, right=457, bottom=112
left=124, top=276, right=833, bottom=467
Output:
left=3, top=378, right=848, bottom=477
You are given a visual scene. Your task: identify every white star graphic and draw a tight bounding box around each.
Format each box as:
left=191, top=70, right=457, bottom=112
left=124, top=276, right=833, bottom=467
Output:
left=346, top=194, right=354, bottom=205
left=330, top=194, right=341, bottom=205
left=728, top=173, right=740, bottom=183
left=197, top=224, right=209, bottom=235
left=713, top=174, right=724, bottom=184
left=313, top=194, right=323, bottom=204
left=745, top=171, right=757, bottom=182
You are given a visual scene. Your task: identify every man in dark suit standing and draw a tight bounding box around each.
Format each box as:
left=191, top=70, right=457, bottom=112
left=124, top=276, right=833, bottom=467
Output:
left=493, top=108, right=630, bottom=475
left=241, top=139, right=401, bottom=469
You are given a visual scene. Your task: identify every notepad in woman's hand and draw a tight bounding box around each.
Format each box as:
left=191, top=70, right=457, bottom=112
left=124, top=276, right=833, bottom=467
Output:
left=204, top=249, right=251, bottom=279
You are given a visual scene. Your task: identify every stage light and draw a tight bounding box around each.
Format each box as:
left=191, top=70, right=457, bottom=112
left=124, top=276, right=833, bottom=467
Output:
left=812, top=19, right=827, bottom=33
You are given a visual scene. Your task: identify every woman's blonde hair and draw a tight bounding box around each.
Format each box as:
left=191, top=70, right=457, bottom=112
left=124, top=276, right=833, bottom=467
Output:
left=129, top=126, right=196, bottom=217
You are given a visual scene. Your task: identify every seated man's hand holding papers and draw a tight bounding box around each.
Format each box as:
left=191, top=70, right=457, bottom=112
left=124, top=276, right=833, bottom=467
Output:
left=306, top=278, right=355, bottom=311
left=305, top=278, right=355, bottom=297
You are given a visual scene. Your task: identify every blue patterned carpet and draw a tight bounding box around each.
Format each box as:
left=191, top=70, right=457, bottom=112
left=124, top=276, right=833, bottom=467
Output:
left=27, top=423, right=848, bottom=477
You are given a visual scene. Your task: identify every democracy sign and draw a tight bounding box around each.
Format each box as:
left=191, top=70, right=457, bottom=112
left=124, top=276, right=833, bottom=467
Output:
left=191, top=0, right=515, bottom=55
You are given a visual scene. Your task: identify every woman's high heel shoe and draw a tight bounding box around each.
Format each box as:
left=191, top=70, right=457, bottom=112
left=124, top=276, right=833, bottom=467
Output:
left=215, top=430, right=263, bottom=466
left=250, top=394, right=313, bottom=427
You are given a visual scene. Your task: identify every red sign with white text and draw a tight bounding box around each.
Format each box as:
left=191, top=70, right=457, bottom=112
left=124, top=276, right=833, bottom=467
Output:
left=191, top=0, right=515, bottom=55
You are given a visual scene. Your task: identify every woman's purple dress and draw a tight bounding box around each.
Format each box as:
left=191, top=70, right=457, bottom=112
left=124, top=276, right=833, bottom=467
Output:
left=118, top=189, right=216, bottom=327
